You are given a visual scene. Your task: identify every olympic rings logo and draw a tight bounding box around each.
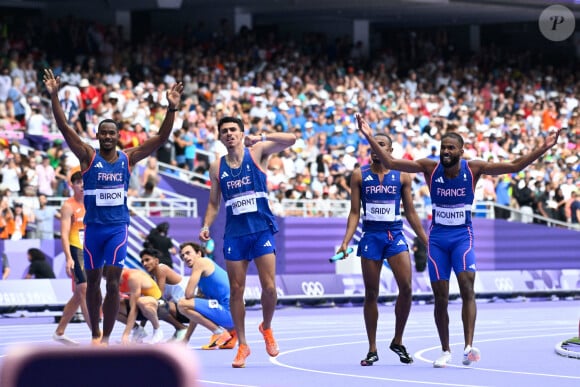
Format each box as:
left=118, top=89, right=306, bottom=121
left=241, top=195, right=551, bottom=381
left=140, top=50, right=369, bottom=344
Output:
left=494, top=277, right=514, bottom=291
left=244, top=286, right=285, bottom=298
left=301, top=281, right=325, bottom=296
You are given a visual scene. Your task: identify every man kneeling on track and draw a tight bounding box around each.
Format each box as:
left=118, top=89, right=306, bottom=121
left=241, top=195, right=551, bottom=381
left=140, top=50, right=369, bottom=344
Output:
left=177, top=242, right=237, bottom=350
left=116, top=267, right=165, bottom=344
left=140, top=247, right=189, bottom=341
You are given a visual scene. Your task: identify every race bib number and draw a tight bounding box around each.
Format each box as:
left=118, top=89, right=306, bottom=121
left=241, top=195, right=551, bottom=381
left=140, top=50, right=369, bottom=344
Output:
left=231, top=193, right=257, bottom=215
left=365, top=202, right=396, bottom=221
left=208, top=299, right=219, bottom=308
left=95, top=188, right=124, bottom=206
left=434, top=206, right=467, bottom=226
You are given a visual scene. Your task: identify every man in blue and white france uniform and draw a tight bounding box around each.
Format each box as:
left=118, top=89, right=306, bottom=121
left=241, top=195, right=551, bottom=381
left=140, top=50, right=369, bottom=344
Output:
left=357, top=113, right=563, bottom=368
left=44, top=68, right=183, bottom=345
left=429, top=158, right=475, bottom=281
left=82, top=149, right=131, bottom=273
left=177, top=242, right=236, bottom=349
left=200, top=116, right=295, bottom=368
left=337, top=133, right=427, bottom=366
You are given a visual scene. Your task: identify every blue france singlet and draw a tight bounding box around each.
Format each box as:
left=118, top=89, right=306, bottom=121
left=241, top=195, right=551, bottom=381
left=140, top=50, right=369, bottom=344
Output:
left=83, top=150, right=131, bottom=225
left=198, top=262, right=230, bottom=305
left=429, top=159, right=474, bottom=227
left=218, top=148, right=278, bottom=237
left=360, top=165, right=403, bottom=232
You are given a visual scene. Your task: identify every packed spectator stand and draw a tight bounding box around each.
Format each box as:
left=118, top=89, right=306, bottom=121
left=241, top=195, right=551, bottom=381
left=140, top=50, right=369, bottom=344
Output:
left=1, top=15, right=579, bottom=242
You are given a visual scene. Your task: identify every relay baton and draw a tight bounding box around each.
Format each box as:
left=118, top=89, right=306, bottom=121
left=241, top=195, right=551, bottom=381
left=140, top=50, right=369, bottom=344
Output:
left=329, top=247, right=354, bottom=263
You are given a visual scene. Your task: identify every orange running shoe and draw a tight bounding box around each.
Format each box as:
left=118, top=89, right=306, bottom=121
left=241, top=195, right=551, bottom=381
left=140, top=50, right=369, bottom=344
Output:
left=201, top=335, right=218, bottom=350
left=219, top=330, right=238, bottom=349
left=232, top=344, right=251, bottom=368
left=259, top=322, right=279, bottom=357
left=201, top=330, right=232, bottom=350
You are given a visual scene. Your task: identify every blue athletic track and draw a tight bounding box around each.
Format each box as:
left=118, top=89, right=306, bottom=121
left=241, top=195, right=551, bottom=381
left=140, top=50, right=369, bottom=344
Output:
left=1, top=299, right=579, bottom=387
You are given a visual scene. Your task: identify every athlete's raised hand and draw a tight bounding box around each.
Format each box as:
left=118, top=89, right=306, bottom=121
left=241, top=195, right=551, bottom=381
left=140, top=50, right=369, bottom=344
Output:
left=356, top=113, right=373, bottom=139
left=43, top=69, right=60, bottom=95
left=166, top=82, right=184, bottom=110
left=543, top=126, right=565, bottom=150
left=244, top=134, right=263, bottom=147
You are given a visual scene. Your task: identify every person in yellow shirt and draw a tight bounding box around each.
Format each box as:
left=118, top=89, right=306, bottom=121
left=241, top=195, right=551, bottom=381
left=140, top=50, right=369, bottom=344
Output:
left=117, top=268, right=164, bottom=344
left=53, top=170, right=91, bottom=345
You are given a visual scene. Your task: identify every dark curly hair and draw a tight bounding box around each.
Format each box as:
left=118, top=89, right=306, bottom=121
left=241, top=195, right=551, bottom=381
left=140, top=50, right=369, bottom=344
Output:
left=139, top=248, right=162, bottom=260
left=28, top=248, right=46, bottom=262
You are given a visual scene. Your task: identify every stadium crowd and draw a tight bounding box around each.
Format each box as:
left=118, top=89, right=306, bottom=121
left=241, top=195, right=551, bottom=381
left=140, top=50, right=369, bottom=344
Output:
left=0, top=16, right=579, bottom=240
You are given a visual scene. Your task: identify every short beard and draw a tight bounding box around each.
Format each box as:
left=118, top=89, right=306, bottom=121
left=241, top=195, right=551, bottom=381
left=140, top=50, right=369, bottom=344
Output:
left=441, top=155, right=459, bottom=168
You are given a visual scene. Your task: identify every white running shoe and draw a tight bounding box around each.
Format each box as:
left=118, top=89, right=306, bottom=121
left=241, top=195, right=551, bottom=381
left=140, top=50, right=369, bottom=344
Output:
left=462, top=345, right=481, bottom=366
left=52, top=332, right=79, bottom=346
left=166, top=329, right=187, bottom=343
left=433, top=351, right=452, bottom=368
left=130, top=326, right=148, bottom=343
left=174, top=329, right=187, bottom=341
left=146, top=329, right=164, bottom=344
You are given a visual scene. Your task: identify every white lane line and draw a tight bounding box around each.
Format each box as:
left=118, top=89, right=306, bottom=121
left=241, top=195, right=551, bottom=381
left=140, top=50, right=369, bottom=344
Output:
left=270, top=342, right=489, bottom=387
left=414, top=332, right=580, bottom=380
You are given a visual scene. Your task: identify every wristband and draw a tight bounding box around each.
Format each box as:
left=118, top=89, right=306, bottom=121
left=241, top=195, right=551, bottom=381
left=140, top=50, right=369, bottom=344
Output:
left=261, top=133, right=267, bottom=142
left=201, top=226, right=209, bottom=233
left=168, top=106, right=178, bottom=112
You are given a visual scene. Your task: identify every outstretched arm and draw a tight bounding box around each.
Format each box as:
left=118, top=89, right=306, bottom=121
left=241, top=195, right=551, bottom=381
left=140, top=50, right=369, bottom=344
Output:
left=338, top=168, right=362, bottom=258
left=126, top=82, right=184, bottom=166
left=200, top=160, right=222, bottom=242
left=473, top=128, right=564, bottom=177
left=356, top=113, right=432, bottom=174
left=401, top=173, right=428, bottom=246
left=43, top=69, right=93, bottom=166
left=245, top=132, right=296, bottom=168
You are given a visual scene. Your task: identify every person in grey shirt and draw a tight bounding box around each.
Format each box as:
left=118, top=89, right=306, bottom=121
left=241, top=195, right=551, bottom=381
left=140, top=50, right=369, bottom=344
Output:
left=33, top=194, right=59, bottom=239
